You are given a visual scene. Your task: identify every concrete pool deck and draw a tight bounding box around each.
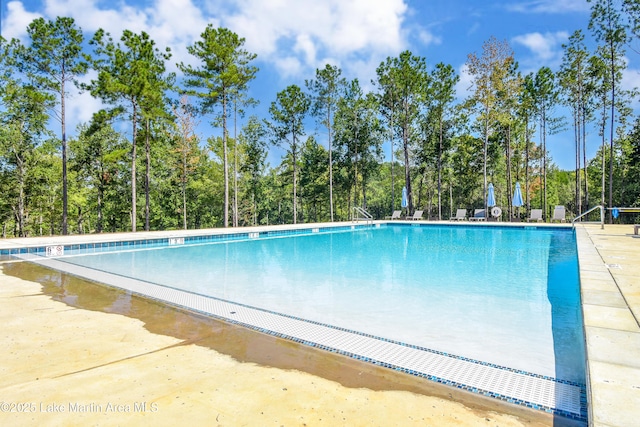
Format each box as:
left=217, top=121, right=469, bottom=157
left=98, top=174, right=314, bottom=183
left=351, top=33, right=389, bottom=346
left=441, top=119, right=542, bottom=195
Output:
left=0, top=222, right=638, bottom=426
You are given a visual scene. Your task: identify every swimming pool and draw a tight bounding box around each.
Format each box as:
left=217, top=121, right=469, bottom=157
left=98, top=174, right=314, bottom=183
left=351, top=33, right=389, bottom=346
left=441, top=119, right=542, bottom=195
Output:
left=13, top=223, right=587, bottom=420
left=47, top=224, right=584, bottom=382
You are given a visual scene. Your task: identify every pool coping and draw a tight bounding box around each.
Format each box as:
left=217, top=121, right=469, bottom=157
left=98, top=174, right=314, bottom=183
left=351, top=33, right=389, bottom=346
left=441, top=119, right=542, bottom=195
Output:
left=1, top=220, right=613, bottom=424
left=573, top=224, right=640, bottom=427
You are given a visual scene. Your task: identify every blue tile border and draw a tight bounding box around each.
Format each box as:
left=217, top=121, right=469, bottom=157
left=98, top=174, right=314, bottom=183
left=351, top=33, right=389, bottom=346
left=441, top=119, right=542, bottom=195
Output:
left=0, top=222, right=574, bottom=257
left=0, top=224, right=374, bottom=256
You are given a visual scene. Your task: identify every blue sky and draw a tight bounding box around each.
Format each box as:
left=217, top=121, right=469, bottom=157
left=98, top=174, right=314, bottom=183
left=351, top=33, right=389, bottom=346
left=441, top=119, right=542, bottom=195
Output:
left=3, top=0, right=639, bottom=170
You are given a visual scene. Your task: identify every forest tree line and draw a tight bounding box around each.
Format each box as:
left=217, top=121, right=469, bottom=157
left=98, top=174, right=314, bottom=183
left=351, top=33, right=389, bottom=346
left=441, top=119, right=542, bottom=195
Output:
left=1, top=0, right=640, bottom=237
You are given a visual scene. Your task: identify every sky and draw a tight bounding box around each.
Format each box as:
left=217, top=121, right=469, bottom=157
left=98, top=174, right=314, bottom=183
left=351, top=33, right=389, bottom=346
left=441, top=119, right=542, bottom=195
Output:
left=2, top=0, right=640, bottom=171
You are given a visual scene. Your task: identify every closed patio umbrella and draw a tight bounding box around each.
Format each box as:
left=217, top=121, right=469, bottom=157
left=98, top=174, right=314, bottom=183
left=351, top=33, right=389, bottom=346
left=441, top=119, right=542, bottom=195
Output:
left=487, top=183, right=496, bottom=207
left=401, top=186, right=408, bottom=209
left=488, top=183, right=501, bottom=219
left=512, top=182, right=524, bottom=207
left=512, top=182, right=524, bottom=221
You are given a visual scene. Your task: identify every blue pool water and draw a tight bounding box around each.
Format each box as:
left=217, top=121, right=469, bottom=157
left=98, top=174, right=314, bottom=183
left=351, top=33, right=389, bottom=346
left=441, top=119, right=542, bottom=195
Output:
left=57, top=224, right=585, bottom=384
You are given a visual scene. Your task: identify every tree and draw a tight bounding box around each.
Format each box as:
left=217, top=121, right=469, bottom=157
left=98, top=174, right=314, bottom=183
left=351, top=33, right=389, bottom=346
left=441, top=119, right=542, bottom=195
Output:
left=0, top=77, right=54, bottom=236
left=334, top=79, right=383, bottom=211
left=623, top=0, right=640, bottom=48
left=588, top=0, right=629, bottom=221
left=267, top=85, right=310, bottom=224
left=139, top=66, right=174, bottom=231
left=20, top=17, right=88, bottom=235
left=231, top=91, right=258, bottom=227
left=466, top=37, right=515, bottom=214
left=375, top=51, right=429, bottom=213
left=306, top=64, right=345, bottom=221
left=429, top=63, right=458, bottom=219
left=70, top=110, right=129, bottom=233
left=533, top=66, right=561, bottom=220
left=300, top=136, right=329, bottom=222
left=559, top=30, right=592, bottom=214
left=172, top=95, right=201, bottom=230
left=87, top=29, right=172, bottom=232
left=239, top=116, right=268, bottom=225
left=519, top=73, right=538, bottom=214
left=494, top=59, right=521, bottom=219
left=179, top=26, right=258, bottom=228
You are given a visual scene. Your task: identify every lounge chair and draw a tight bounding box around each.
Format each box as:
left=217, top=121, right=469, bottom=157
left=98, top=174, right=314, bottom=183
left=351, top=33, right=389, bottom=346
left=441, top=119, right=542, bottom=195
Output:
left=450, top=209, right=467, bottom=221
left=408, top=210, right=424, bottom=221
left=552, top=205, right=566, bottom=223
left=385, top=210, right=402, bottom=220
left=527, top=209, right=543, bottom=222
left=469, top=209, right=486, bottom=221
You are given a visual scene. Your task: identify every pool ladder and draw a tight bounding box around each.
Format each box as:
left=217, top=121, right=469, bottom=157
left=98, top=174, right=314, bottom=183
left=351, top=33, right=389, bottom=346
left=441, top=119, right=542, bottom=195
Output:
left=352, top=206, right=373, bottom=225
left=572, top=205, right=604, bottom=229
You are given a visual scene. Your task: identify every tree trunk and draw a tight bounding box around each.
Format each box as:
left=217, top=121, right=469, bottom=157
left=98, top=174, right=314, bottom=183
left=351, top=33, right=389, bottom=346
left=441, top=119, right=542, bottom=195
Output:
left=403, top=103, right=412, bottom=213
left=97, top=182, right=103, bottom=233
left=145, top=118, right=150, bottom=231
left=483, top=110, right=488, bottom=217
left=328, top=106, right=334, bottom=221
left=506, top=124, right=512, bottom=219
left=292, top=142, right=297, bottom=225
left=233, top=100, right=238, bottom=227
left=525, top=114, right=530, bottom=215
left=131, top=103, right=138, bottom=232
left=608, top=41, right=615, bottom=224
left=223, top=94, right=229, bottom=227
left=542, top=106, right=547, bottom=221
left=61, top=78, right=68, bottom=235
left=17, top=162, right=26, bottom=237
left=575, top=109, right=581, bottom=215
left=182, top=147, right=188, bottom=230
left=437, top=114, right=443, bottom=220
left=582, top=102, right=589, bottom=209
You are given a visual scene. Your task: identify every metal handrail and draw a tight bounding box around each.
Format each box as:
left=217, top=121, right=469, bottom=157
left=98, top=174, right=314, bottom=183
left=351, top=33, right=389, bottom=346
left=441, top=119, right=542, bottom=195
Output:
left=352, top=206, right=373, bottom=224
left=572, top=205, right=604, bottom=229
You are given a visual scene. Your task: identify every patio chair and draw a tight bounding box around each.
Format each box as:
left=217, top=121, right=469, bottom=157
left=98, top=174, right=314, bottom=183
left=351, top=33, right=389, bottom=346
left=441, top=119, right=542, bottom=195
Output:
left=409, top=210, right=424, bottom=221
left=450, top=208, right=467, bottom=221
left=527, top=209, right=543, bottom=222
left=385, top=210, right=402, bottom=220
left=469, top=209, right=486, bottom=221
left=552, top=205, right=566, bottom=223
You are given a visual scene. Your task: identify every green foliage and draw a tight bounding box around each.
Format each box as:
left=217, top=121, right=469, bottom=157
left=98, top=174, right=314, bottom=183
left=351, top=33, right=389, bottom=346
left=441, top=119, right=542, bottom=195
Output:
left=87, top=28, right=173, bottom=231
left=179, top=25, right=258, bottom=227
left=3, top=16, right=640, bottom=236
left=375, top=51, right=430, bottom=212
left=268, top=84, right=310, bottom=224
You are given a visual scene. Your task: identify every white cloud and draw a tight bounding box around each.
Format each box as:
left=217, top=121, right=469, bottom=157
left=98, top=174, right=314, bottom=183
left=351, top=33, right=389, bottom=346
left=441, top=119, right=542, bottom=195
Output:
left=294, top=34, right=317, bottom=67
left=3, top=1, right=42, bottom=40
left=622, top=67, right=640, bottom=108
left=506, top=0, right=590, bottom=14
left=417, top=29, right=441, bottom=47
left=3, top=0, right=411, bottom=130
left=274, top=56, right=303, bottom=80
left=45, top=0, right=208, bottom=70
left=512, top=31, right=568, bottom=69
left=224, top=0, right=408, bottom=81
left=455, top=63, right=473, bottom=101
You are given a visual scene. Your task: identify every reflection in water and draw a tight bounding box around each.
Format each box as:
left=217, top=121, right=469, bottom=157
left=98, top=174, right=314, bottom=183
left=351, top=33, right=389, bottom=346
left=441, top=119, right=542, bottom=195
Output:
left=547, top=232, right=586, bottom=384
left=2, top=261, right=483, bottom=402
